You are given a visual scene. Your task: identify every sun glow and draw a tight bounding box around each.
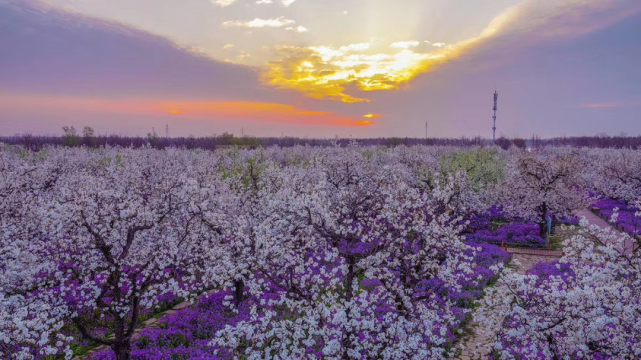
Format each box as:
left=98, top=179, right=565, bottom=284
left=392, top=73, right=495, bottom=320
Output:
left=148, top=101, right=373, bottom=126
left=263, top=7, right=520, bottom=103
left=0, top=95, right=373, bottom=127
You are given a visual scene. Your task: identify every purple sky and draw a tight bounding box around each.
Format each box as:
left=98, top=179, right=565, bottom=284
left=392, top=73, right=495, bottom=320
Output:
left=1, top=0, right=640, bottom=138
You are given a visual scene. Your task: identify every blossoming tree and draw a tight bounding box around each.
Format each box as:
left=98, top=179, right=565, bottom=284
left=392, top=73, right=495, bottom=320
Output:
left=2, top=147, right=226, bottom=360
left=498, top=148, right=591, bottom=236
left=475, top=218, right=641, bottom=359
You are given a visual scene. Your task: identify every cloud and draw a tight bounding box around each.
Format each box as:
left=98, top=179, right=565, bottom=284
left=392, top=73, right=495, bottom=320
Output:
left=223, top=16, right=296, bottom=28
left=252, top=0, right=296, bottom=7
left=211, top=0, right=236, bottom=7
left=581, top=102, right=623, bottom=108
left=0, top=94, right=373, bottom=127
left=285, top=26, right=308, bottom=33
left=237, top=52, right=252, bottom=60
left=265, top=45, right=444, bottom=103
left=363, top=113, right=382, bottom=119
left=390, top=41, right=420, bottom=49
left=223, top=44, right=235, bottom=49
left=0, top=0, right=284, bottom=103
left=262, top=0, right=641, bottom=104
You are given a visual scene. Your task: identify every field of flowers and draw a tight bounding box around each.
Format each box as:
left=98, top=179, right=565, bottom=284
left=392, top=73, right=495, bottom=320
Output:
left=1, top=144, right=639, bottom=360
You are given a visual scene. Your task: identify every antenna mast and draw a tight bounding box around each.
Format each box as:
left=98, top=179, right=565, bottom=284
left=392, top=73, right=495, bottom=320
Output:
left=425, top=122, right=428, bottom=140
left=492, top=90, right=498, bottom=142
left=165, top=124, right=169, bottom=139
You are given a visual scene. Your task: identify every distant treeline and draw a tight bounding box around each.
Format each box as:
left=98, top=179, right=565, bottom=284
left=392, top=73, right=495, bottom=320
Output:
left=1, top=129, right=640, bottom=151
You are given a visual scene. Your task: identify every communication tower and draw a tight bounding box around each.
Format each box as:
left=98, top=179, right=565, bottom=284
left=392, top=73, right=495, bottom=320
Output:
left=492, top=90, right=499, bottom=142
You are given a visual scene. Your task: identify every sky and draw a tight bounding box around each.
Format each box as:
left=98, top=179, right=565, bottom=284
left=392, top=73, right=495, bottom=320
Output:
left=1, top=0, right=640, bottom=138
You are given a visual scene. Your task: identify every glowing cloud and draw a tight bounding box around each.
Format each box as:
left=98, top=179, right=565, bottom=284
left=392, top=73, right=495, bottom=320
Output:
left=223, top=17, right=296, bottom=28
left=0, top=95, right=375, bottom=127
left=146, top=100, right=371, bottom=126
left=261, top=0, right=640, bottom=104
left=363, top=113, right=382, bottom=119
left=0, top=95, right=373, bottom=127
left=263, top=7, right=520, bottom=103
left=282, top=0, right=297, bottom=6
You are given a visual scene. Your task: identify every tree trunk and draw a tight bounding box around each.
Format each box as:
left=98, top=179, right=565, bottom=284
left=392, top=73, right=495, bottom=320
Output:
left=111, top=310, right=132, bottom=360
left=113, top=342, right=131, bottom=360
left=539, top=203, right=549, bottom=238
left=539, top=222, right=547, bottom=238
left=234, top=279, right=245, bottom=307
left=342, top=259, right=355, bottom=359
left=112, top=333, right=131, bottom=360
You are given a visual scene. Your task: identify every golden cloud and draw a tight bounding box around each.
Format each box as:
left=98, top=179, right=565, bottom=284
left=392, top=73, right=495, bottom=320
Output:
left=262, top=7, right=519, bottom=103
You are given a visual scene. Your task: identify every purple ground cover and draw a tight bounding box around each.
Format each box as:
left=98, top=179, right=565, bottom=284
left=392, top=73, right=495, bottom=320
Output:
left=467, top=222, right=547, bottom=247
left=592, top=198, right=641, bottom=236
left=86, top=245, right=510, bottom=359
left=88, top=292, right=244, bottom=360
left=528, top=260, right=575, bottom=283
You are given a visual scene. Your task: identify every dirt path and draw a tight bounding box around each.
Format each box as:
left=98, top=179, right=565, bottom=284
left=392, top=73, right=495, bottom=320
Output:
left=452, top=253, right=558, bottom=360
left=575, top=209, right=638, bottom=254
left=453, top=211, right=636, bottom=360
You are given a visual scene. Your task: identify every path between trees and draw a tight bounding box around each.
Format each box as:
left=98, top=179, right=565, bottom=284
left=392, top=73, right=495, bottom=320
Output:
left=452, top=253, right=558, bottom=360
left=575, top=208, right=638, bottom=254
left=452, top=209, right=632, bottom=360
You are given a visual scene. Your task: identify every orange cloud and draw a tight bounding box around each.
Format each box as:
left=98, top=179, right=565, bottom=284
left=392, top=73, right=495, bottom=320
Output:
left=136, top=100, right=369, bottom=126
left=0, top=94, right=371, bottom=127
left=363, top=113, right=382, bottom=119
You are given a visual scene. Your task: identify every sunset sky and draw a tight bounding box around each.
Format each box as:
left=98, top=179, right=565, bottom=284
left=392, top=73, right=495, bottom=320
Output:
left=1, top=0, right=640, bottom=138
